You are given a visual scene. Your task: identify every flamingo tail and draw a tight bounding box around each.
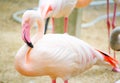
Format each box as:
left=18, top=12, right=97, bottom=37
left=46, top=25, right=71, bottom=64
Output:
left=97, top=50, right=118, bottom=68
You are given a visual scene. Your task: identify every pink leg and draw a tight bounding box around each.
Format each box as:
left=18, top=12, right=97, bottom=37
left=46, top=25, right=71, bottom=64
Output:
left=52, top=80, right=56, bottom=83
left=107, top=0, right=111, bottom=54
left=64, top=80, right=68, bottom=83
left=52, top=18, right=55, bottom=33
left=112, top=3, right=117, bottom=29
left=64, top=17, right=68, bottom=33
left=112, top=3, right=117, bottom=59
left=113, top=50, right=116, bottom=59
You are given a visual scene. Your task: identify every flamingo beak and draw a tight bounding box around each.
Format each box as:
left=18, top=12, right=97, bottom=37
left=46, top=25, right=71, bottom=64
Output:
left=22, top=23, right=33, bottom=48
left=41, top=5, right=53, bottom=19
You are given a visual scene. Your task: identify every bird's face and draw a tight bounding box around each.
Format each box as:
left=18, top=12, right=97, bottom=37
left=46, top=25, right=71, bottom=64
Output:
left=40, top=4, right=53, bottom=19
left=22, top=10, right=43, bottom=48
left=22, top=11, right=36, bottom=48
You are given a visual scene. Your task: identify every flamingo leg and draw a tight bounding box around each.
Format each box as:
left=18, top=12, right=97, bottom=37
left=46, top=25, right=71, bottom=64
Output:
left=52, top=80, right=56, bottom=83
left=64, top=17, right=68, bottom=33
left=112, top=3, right=117, bottom=29
left=107, top=0, right=111, bottom=54
left=52, top=18, right=55, bottom=33
left=64, top=80, right=68, bottom=83
left=113, top=50, right=116, bottom=59
left=112, top=3, right=117, bottom=59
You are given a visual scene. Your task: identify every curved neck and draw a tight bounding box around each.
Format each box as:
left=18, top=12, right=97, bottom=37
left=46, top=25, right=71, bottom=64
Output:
left=23, top=12, right=45, bottom=63
left=30, top=11, right=45, bottom=45
left=15, top=12, right=45, bottom=76
left=26, top=15, right=45, bottom=63
left=37, top=20, right=45, bottom=36
left=32, top=11, right=45, bottom=36
left=31, top=19, right=45, bottom=45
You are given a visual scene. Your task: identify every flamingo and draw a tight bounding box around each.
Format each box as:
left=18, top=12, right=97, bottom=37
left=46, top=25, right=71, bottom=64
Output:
left=15, top=10, right=120, bottom=83
left=106, top=0, right=120, bottom=57
left=110, top=27, right=120, bottom=51
left=39, top=0, right=92, bottom=33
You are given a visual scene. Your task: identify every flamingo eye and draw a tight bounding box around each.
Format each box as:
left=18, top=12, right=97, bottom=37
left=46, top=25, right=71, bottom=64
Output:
left=46, top=5, right=53, bottom=16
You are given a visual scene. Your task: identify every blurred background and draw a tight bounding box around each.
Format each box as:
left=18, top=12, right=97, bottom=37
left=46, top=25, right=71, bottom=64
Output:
left=0, top=0, right=120, bottom=83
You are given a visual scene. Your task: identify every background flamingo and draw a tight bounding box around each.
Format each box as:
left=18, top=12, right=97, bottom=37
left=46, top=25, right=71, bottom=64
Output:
left=110, top=27, right=120, bottom=51
left=15, top=10, right=120, bottom=83
left=39, top=0, right=92, bottom=33
left=110, top=0, right=120, bottom=51
left=39, top=0, right=77, bottom=33
left=106, top=0, right=120, bottom=58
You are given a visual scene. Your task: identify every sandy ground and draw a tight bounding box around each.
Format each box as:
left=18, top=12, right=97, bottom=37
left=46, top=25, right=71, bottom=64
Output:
left=0, top=0, right=120, bottom=83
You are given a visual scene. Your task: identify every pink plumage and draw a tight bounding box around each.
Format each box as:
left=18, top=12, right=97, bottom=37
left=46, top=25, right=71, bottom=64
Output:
left=15, top=9, right=120, bottom=83
left=15, top=33, right=120, bottom=83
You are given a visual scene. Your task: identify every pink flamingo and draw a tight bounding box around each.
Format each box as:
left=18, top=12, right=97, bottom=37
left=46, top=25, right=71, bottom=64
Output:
left=15, top=10, right=120, bottom=83
left=110, top=27, right=120, bottom=51
left=39, top=0, right=92, bottom=33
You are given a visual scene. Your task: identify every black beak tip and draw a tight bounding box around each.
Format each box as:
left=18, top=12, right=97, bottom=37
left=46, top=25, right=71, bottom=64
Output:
left=26, top=42, right=33, bottom=48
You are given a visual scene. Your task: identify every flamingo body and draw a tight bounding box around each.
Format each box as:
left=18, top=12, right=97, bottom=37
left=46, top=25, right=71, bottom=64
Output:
left=39, top=0, right=77, bottom=18
left=110, top=27, right=120, bottom=51
left=19, top=8, right=120, bottom=83
left=39, top=0, right=92, bottom=33
left=15, top=33, right=119, bottom=81
left=39, top=0, right=92, bottom=18
left=39, top=0, right=77, bottom=33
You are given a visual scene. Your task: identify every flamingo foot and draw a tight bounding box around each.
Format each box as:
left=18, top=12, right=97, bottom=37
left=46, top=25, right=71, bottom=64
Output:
left=112, top=67, right=120, bottom=73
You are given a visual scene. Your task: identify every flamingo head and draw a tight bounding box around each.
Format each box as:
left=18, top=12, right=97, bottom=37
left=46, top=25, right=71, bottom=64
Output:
left=40, top=3, right=53, bottom=19
left=22, top=10, right=41, bottom=48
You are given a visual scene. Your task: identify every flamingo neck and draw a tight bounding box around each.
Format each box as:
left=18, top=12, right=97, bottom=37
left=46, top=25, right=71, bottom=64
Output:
left=37, top=20, right=45, bottom=36
left=31, top=20, right=44, bottom=45
left=25, top=47, right=32, bottom=64
left=25, top=19, right=45, bottom=63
